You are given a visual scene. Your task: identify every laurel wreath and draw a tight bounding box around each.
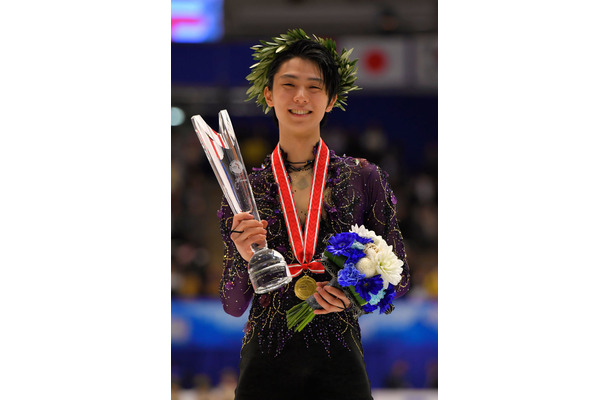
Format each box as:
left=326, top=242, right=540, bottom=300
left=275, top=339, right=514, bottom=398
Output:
left=245, top=28, right=360, bottom=114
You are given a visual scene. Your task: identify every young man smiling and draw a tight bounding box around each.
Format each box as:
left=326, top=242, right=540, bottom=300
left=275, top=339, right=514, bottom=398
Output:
left=216, top=31, right=411, bottom=400
left=264, top=57, right=337, bottom=142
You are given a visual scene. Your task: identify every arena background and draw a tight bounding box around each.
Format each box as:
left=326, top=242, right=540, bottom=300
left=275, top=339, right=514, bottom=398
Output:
left=171, top=1, right=438, bottom=399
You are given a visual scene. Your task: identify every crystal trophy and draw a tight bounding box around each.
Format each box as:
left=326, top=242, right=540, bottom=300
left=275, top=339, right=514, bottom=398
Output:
left=191, top=110, right=292, bottom=294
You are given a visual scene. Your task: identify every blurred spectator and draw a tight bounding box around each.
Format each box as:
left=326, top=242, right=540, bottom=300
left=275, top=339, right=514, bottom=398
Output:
left=194, top=373, right=214, bottom=400
left=426, top=361, right=438, bottom=389
left=413, top=173, right=436, bottom=204
left=171, top=375, right=182, bottom=400
left=360, top=123, right=389, bottom=162
left=383, top=360, right=412, bottom=388
left=423, top=266, right=438, bottom=298
left=377, top=6, right=400, bottom=34
left=209, top=368, right=238, bottom=400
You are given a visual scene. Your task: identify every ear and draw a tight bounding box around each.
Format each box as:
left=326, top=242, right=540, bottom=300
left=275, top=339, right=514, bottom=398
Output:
left=264, top=87, right=274, bottom=108
left=325, top=94, right=338, bottom=112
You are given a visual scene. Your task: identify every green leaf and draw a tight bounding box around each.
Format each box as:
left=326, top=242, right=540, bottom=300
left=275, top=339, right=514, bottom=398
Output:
left=348, top=286, right=367, bottom=306
left=245, top=29, right=359, bottom=112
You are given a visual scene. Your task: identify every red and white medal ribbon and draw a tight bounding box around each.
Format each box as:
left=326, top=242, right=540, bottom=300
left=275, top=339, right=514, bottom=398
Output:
left=287, top=261, right=325, bottom=277
left=271, top=140, right=330, bottom=277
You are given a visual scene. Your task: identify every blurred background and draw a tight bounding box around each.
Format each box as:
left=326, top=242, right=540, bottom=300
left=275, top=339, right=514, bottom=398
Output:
left=171, top=0, right=437, bottom=399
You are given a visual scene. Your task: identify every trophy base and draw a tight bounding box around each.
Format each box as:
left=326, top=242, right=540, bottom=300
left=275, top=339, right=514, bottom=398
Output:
left=248, top=248, right=292, bottom=294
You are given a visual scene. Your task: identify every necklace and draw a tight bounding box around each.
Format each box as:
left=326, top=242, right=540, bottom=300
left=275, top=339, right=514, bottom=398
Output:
left=285, top=160, right=314, bottom=172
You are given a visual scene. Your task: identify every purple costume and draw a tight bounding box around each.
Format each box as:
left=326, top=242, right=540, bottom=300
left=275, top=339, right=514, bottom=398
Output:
left=217, top=145, right=410, bottom=400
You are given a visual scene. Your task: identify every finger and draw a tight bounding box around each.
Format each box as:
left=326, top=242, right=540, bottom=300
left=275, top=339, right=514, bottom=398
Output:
left=232, top=222, right=267, bottom=246
left=230, top=220, right=265, bottom=239
left=337, top=297, right=348, bottom=310
left=236, top=219, right=265, bottom=231
left=334, top=294, right=351, bottom=309
left=323, top=285, right=351, bottom=309
left=315, top=283, right=351, bottom=308
left=312, top=292, right=334, bottom=315
left=312, top=292, right=344, bottom=315
left=323, top=285, right=350, bottom=305
left=232, top=228, right=267, bottom=244
left=240, top=234, right=268, bottom=249
left=316, top=286, right=346, bottom=310
left=313, top=282, right=350, bottom=309
left=232, top=231, right=267, bottom=262
left=231, top=212, right=254, bottom=230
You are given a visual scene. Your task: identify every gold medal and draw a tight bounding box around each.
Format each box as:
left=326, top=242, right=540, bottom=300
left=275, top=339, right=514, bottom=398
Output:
left=294, top=275, right=317, bottom=300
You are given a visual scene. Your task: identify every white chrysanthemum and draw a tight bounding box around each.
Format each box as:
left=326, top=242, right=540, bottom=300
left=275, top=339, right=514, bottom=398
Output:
left=364, top=243, right=381, bottom=255
left=350, top=224, right=377, bottom=240
left=350, top=224, right=386, bottom=246
left=375, top=245, right=404, bottom=287
left=350, top=225, right=402, bottom=283
left=355, top=256, right=377, bottom=278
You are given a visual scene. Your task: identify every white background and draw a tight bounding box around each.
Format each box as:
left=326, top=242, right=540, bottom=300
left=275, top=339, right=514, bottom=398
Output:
left=2, top=0, right=610, bottom=398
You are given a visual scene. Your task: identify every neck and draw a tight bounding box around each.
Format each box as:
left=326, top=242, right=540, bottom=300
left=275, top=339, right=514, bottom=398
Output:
left=278, top=133, right=321, bottom=163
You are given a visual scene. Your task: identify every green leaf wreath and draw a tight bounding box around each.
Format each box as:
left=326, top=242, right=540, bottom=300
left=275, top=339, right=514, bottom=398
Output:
left=245, top=28, right=361, bottom=114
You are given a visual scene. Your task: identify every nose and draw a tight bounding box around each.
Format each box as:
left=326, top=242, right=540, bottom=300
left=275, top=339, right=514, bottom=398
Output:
left=293, top=87, right=309, bottom=104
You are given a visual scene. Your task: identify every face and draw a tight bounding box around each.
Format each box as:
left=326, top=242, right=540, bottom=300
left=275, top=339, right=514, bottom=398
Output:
left=264, top=57, right=337, bottom=137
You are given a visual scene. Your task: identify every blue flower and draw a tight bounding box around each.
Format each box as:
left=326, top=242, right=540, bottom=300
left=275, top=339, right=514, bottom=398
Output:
left=377, top=284, right=396, bottom=314
left=354, top=235, right=374, bottom=246
left=345, top=248, right=366, bottom=265
left=354, top=275, right=384, bottom=301
left=338, top=265, right=365, bottom=287
left=368, top=288, right=386, bottom=306
left=362, top=303, right=378, bottom=313
left=351, top=241, right=366, bottom=250
left=327, top=232, right=359, bottom=257
left=354, top=282, right=371, bottom=302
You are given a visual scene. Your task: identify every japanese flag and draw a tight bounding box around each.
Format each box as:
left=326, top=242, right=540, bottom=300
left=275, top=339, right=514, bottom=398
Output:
left=339, top=36, right=412, bottom=89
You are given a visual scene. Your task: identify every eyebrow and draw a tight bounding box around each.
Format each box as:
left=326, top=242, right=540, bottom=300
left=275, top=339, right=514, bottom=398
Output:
left=279, top=74, right=323, bottom=83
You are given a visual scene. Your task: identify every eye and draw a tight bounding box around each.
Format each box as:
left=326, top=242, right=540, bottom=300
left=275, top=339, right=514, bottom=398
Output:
left=283, top=83, right=294, bottom=87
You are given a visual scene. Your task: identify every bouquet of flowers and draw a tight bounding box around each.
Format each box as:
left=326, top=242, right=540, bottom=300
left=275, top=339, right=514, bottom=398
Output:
left=286, top=225, right=404, bottom=332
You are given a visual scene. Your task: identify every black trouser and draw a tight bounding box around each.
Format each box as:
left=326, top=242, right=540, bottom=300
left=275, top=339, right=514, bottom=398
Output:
left=235, top=332, right=373, bottom=400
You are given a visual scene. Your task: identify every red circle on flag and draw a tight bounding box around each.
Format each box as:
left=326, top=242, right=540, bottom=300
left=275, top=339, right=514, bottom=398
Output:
left=364, top=49, right=387, bottom=75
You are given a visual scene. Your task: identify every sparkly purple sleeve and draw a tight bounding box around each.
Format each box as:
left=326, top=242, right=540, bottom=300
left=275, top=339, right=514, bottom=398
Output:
left=217, top=199, right=253, bottom=317
left=360, top=162, right=411, bottom=298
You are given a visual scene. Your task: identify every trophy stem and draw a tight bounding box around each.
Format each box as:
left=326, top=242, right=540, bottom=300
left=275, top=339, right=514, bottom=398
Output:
left=250, top=242, right=265, bottom=253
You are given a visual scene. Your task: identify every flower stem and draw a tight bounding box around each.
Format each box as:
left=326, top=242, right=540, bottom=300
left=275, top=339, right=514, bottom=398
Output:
left=287, top=301, right=315, bottom=331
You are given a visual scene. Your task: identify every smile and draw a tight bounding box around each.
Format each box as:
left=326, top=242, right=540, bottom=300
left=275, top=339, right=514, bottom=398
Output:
left=289, top=109, right=312, bottom=115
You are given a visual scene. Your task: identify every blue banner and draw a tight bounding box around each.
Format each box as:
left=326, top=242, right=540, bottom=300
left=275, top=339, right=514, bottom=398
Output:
left=172, top=297, right=437, bottom=388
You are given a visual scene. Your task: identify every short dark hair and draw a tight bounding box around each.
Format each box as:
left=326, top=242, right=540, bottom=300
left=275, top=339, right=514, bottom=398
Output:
left=266, top=39, right=340, bottom=127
